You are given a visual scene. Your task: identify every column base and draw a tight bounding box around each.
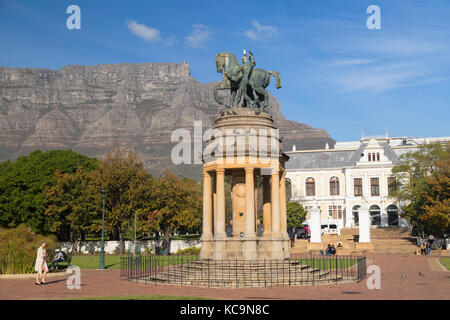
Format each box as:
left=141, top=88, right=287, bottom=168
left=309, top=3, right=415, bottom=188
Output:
left=270, top=234, right=285, bottom=260
left=243, top=235, right=258, bottom=260
left=200, top=234, right=214, bottom=260
left=213, top=234, right=228, bottom=260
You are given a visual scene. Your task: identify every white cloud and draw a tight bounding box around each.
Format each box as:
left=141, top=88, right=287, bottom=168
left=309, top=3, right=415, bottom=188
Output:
left=126, top=20, right=161, bottom=42
left=245, top=21, right=277, bottom=40
left=165, top=34, right=178, bottom=46
left=185, top=24, right=211, bottom=48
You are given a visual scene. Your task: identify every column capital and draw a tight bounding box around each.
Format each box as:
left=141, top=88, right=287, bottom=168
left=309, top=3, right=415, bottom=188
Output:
left=216, top=168, right=225, bottom=174
left=245, top=167, right=254, bottom=173
left=203, top=170, right=211, bottom=177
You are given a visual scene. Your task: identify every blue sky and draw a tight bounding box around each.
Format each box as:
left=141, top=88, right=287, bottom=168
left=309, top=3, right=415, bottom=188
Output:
left=0, top=0, right=449, bottom=142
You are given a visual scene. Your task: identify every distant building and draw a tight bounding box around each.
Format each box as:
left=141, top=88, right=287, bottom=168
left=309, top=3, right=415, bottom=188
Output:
left=285, top=135, right=450, bottom=229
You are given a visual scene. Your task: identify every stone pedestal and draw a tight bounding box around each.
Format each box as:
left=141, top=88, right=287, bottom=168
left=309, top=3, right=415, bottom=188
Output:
left=309, top=206, right=322, bottom=243
left=358, top=203, right=371, bottom=243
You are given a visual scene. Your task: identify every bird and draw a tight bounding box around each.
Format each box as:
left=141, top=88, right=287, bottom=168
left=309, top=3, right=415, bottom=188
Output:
left=400, top=273, right=407, bottom=279
left=418, top=272, right=425, bottom=277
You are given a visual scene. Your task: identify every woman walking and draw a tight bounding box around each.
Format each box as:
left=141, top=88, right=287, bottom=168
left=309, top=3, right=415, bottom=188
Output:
left=35, top=240, right=48, bottom=285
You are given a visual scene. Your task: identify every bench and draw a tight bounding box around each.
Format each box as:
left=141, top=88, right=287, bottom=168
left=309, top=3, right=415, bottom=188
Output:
left=50, top=253, right=73, bottom=270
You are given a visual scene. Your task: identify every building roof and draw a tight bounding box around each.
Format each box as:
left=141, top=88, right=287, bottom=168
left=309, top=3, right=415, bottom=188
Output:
left=285, top=142, right=401, bottom=170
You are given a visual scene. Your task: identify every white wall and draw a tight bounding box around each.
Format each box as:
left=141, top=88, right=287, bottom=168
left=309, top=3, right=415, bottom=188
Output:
left=58, top=240, right=200, bottom=255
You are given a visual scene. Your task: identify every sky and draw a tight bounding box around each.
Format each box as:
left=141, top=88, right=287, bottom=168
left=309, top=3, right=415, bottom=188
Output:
left=0, top=0, right=449, bottom=142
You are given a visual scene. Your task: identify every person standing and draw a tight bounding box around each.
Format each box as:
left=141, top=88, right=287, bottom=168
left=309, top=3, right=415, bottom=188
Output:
left=35, top=240, right=48, bottom=285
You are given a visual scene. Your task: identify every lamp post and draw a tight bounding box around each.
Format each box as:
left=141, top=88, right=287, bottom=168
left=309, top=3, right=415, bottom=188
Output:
left=98, top=187, right=106, bottom=269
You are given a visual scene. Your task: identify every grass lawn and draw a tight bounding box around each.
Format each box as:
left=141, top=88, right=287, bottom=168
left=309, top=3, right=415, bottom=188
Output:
left=71, top=295, right=215, bottom=300
left=294, top=257, right=359, bottom=270
left=70, top=255, right=122, bottom=269
left=70, top=255, right=200, bottom=269
left=440, top=258, right=450, bottom=270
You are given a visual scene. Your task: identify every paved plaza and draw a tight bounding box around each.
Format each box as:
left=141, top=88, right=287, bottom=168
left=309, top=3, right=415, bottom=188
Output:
left=0, top=254, right=448, bottom=300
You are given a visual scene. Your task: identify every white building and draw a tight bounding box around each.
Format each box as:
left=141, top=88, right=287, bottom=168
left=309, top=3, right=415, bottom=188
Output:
left=285, top=135, right=450, bottom=229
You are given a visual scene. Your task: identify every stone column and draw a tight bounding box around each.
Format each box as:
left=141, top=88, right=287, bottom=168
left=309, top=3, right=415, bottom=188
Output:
left=280, top=170, right=290, bottom=258
left=262, top=175, right=272, bottom=236
left=214, top=168, right=227, bottom=259
left=200, top=171, right=212, bottom=260
left=359, top=202, right=371, bottom=242
left=213, top=175, right=217, bottom=233
left=243, top=167, right=257, bottom=260
left=271, top=168, right=283, bottom=259
left=309, top=205, right=322, bottom=243
left=280, top=171, right=287, bottom=236
left=271, top=170, right=281, bottom=236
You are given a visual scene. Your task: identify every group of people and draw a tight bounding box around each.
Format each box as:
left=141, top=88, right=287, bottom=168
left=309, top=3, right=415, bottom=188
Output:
left=288, top=225, right=310, bottom=248
left=34, top=240, right=67, bottom=285
left=320, top=244, right=337, bottom=256
left=419, top=240, right=433, bottom=256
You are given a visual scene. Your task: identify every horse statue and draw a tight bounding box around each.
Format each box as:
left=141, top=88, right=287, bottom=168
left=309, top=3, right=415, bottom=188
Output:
left=213, top=52, right=281, bottom=114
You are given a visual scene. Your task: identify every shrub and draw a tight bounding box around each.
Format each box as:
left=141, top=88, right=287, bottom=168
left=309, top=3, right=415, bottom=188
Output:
left=0, top=225, right=57, bottom=274
left=175, top=246, right=200, bottom=255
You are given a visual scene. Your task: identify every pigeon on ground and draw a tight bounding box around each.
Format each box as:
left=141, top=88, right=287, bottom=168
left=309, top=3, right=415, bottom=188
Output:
left=418, top=272, right=425, bottom=277
left=401, top=273, right=407, bottom=279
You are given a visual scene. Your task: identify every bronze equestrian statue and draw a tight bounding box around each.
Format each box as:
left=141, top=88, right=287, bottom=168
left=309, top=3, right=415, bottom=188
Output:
left=214, top=51, right=281, bottom=114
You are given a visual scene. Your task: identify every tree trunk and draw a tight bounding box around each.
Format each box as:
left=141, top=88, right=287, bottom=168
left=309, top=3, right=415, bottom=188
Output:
left=163, top=227, right=171, bottom=255
left=119, top=229, right=125, bottom=255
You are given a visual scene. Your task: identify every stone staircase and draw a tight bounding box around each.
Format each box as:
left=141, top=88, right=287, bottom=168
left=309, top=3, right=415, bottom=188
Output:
left=135, top=259, right=356, bottom=287
left=291, top=227, right=422, bottom=255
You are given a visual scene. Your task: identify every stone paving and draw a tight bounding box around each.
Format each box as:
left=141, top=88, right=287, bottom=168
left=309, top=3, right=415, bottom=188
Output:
left=0, top=254, right=448, bottom=300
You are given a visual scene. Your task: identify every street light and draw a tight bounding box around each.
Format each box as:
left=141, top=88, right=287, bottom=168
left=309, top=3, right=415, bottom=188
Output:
left=98, top=187, right=106, bottom=270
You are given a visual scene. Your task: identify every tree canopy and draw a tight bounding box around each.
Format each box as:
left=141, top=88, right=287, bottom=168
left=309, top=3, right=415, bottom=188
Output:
left=286, top=201, right=307, bottom=230
left=0, top=150, right=98, bottom=233
left=392, top=144, right=450, bottom=236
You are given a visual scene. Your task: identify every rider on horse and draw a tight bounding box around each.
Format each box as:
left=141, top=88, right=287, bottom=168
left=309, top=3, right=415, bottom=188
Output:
left=225, top=50, right=255, bottom=108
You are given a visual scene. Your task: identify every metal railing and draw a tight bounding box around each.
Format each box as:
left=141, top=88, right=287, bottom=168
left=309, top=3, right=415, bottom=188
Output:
left=120, top=254, right=366, bottom=288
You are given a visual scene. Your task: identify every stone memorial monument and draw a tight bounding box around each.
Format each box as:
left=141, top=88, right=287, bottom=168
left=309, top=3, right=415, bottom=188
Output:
left=200, top=51, right=289, bottom=260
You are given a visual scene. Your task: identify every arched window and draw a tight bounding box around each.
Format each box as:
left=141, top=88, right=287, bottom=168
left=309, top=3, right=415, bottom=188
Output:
left=330, top=176, right=340, bottom=196
left=352, top=205, right=360, bottom=226
left=372, top=153, right=376, bottom=161
left=387, top=204, right=399, bottom=226
left=376, top=152, right=380, bottom=161
left=369, top=205, right=381, bottom=226
left=368, top=153, right=371, bottom=161
left=305, top=177, right=315, bottom=196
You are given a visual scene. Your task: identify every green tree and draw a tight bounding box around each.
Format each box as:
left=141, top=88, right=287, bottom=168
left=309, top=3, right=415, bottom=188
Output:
left=44, top=167, right=101, bottom=247
left=392, top=144, right=450, bottom=236
left=148, top=170, right=202, bottom=254
left=286, top=201, right=307, bottom=230
left=0, top=150, right=97, bottom=233
left=94, top=147, right=156, bottom=254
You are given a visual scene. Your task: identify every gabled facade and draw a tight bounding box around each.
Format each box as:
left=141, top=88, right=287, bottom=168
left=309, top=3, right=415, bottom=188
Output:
left=285, top=136, right=450, bottom=229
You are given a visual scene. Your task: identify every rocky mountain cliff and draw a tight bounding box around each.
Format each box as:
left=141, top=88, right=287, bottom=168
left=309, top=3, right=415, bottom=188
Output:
left=0, top=62, right=334, bottom=179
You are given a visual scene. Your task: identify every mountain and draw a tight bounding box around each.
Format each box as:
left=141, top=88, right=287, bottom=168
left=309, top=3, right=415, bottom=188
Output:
left=0, top=62, right=334, bottom=180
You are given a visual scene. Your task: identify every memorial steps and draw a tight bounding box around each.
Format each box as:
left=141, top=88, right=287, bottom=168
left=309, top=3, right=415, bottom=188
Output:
left=135, top=259, right=353, bottom=287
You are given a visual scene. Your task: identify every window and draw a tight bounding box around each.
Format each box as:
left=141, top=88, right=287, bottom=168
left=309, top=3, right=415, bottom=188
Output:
left=369, top=205, right=381, bottom=226
left=387, top=204, right=399, bottom=226
left=388, top=177, right=396, bottom=195
left=376, top=153, right=380, bottom=161
left=352, top=205, right=360, bottom=226
left=354, top=178, right=363, bottom=196
left=368, top=153, right=371, bottom=161
left=370, top=177, right=380, bottom=196
left=330, top=176, right=340, bottom=195
left=305, top=177, right=315, bottom=196
left=328, top=205, right=343, bottom=219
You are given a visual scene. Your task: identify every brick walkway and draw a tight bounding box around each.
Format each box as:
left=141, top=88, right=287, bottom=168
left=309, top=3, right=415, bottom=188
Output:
left=0, top=254, right=448, bottom=300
